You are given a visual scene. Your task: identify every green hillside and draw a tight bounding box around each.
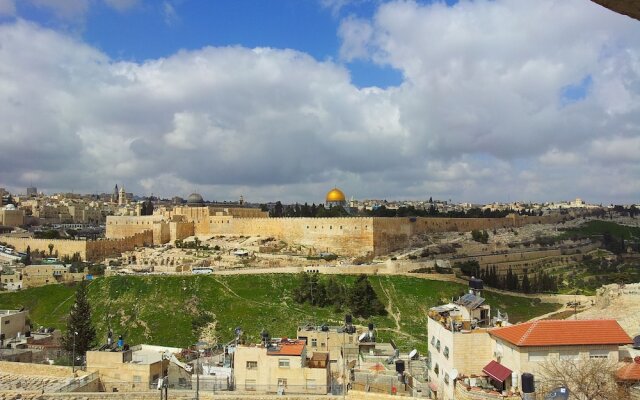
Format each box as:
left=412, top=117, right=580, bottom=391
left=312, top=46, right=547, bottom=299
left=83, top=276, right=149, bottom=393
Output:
left=0, top=274, right=559, bottom=353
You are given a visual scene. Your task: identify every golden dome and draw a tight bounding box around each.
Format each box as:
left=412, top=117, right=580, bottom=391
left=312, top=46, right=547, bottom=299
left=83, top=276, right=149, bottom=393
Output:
left=326, top=187, right=346, bottom=203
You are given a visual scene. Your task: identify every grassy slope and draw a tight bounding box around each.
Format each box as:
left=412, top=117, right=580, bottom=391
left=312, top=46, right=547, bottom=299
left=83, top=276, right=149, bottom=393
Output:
left=0, top=275, right=559, bottom=353
left=561, top=220, right=640, bottom=239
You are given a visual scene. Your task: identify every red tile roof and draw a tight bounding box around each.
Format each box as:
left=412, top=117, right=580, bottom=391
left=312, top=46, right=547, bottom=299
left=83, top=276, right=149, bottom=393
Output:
left=482, top=360, right=512, bottom=382
left=267, top=340, right=305, bottom=356
left=489, top=320, right=632, bottom=347
left=616, top=361, right=640, bottom=381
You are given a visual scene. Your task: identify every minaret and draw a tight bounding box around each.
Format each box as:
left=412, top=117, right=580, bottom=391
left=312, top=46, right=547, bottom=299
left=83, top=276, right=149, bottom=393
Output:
left=118, top=186, right=126, bottom=206
left=112, top=184, right=119, bottom=204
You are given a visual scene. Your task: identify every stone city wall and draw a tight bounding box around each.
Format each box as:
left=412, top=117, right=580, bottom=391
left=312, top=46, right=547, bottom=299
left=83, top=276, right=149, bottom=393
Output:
left=105, top=215, right=166, bottom=243
left=105, top=213, right=563, bottom=257
left=169, top=221, right=194, bottom=242
left=0, top=361, right=77, bottom=377
left=205, top=217, right=375, bottom=256
left=86, top=231, right=153, bottom=261
left=0, top=236, right=88, bottom=260
left=0, top=231, right=153, bottom=262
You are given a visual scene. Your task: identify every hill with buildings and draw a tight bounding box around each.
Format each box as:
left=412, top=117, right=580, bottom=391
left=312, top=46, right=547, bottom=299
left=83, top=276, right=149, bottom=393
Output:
left=0, top=275, right=560, bottom=354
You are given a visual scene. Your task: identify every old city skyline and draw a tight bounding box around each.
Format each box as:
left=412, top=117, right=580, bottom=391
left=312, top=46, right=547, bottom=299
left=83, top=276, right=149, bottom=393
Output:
left=0, top=0, right=639, bottom=204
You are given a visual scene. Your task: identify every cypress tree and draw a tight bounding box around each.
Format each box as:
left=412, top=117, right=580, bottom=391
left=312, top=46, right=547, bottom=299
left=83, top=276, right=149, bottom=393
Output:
left=62, top=281, right=96, bottom=365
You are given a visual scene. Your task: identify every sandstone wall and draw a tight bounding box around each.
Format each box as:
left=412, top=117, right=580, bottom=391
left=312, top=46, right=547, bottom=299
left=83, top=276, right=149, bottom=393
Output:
left=206, top=217, right=375, bottom=256
left=86, top=231, right=153, bottom=261
left=0, top=361, right=77, bottom=377
left=105, top=213, right=563, bottom=257
left=0, top=236, right=88, bottom=260
left=106, top=216, right=166, bottom=243
left=169, top=221, right=194, bottom=242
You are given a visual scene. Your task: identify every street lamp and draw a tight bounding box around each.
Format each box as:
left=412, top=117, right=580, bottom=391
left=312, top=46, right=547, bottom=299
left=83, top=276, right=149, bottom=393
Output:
left=194, top=341, right=208, bottom=400
left=71, top=331, right=78, bottom=373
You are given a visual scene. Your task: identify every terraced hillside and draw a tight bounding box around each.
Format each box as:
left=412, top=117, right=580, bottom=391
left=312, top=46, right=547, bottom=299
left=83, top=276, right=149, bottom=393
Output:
left=0, top=275, right=560, bottom=353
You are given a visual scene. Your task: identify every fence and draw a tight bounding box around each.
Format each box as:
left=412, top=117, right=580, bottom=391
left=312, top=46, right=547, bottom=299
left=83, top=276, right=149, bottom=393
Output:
left=56, top=371, right=100, bottom=392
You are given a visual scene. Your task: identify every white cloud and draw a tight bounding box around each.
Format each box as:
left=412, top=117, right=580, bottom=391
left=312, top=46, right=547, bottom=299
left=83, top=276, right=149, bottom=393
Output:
left=28, top=0, right=90, bottom=20
left=1, top=0, right=640, bottom=204
left=162, top=1, right=179, bottom=26
left=0, top=0, right=16, bottom=16
left=103, top=0, right=139, bottom=12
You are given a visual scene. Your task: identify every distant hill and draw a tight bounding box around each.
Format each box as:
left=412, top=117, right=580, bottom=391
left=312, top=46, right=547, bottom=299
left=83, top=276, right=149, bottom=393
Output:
left=0, top=274, right=560, bottom=353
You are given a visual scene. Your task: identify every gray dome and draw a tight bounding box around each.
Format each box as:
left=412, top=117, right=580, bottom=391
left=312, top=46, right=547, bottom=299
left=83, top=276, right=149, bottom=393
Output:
left=187, top=193, right=204, bottom=205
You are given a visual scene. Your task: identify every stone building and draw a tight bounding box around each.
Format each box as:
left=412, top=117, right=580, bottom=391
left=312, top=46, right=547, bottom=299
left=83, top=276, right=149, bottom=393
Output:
left=0, top=204, right=24, bottom=227
left=0, top=310, right=28, bottom=343
left=233, top=338, right=330, bottom=394
left=426, top=278, right=633, bottom=400
left=86, top=347, right=168, bottom=392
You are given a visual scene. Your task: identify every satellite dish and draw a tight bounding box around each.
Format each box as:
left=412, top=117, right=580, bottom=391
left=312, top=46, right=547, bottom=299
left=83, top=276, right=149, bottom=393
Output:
left=450, top=368, right=458, bottom=380
left=409, top=349, right=418, bottom=360
left=358, top=332, right=368, bottom=342
left=634, top=356, right=640, bottom=364
left=633, top=335, right=640, bottom=349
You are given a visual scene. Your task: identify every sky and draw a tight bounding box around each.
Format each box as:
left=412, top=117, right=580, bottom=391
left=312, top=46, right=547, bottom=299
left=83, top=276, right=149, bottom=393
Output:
left=0, top=0, right=639, bottom=205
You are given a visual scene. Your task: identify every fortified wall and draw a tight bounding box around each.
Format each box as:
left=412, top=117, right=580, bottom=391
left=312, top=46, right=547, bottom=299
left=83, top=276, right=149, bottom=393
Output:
left=0, top=236, right=88, bottom=260
left=106, top=208, right=563, bottom=257
left=0, top=230, right=154, bottom=262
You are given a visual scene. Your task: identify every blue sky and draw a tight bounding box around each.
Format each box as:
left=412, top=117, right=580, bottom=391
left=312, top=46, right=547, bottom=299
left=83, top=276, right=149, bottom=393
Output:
left=7, top=0, right=404, bottom=88
left=0, top=0, right=639, bottom=204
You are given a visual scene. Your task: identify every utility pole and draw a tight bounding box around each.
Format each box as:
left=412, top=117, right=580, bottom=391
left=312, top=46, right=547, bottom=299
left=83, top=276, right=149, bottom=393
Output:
left=72, top=331, right=78, bottom=373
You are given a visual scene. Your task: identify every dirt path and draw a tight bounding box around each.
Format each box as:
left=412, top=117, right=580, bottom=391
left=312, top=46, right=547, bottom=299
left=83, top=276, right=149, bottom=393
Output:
left=378, top=282, right=402, bottom=331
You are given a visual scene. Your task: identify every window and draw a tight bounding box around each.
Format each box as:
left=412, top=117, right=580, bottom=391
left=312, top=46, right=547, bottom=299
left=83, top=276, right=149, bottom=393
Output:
left=278, top=359, right=290, bottom=368
left=436, top=339, right=441, bottom=352
left=133, top=376, right=141, bottom=383
left=589, top=350, right=609, bottom=359
left=277, top=378, right=288, bottom=388
left=434, top=363, right=439, bottom=376
left=443, top=346, right=449, bottom=359
left=246, top=361, right=258, bottom=370
left=528, top=351, right=548, bottom=362
left=311, top=338, right=317, bottom=347
left=444, top=373, right=450, bottom=385
left=431, top=336, right=436, bottom=346
left=559, top=351, right=580, bottom=361
left=245, top=379, right=256, bottom=391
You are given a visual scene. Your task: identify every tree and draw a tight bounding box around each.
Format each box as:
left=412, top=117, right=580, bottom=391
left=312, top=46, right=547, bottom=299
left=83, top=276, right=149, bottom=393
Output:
left=48, top=243, right=54, bottom=256
left=23, top=246, right=32, bottom=266
left=535, top=356, right=630, bottom=400
left=347, top=275, right=387, bottom=318
left=521, top=272, right=531, bottom=293
left=62, top=281, right=96, bottom=365
left=272, top=201, right=284, bottom=217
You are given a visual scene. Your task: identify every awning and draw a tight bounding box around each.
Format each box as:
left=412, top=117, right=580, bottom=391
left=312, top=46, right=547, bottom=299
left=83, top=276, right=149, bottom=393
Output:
left=482, top=360, right=512, bottom=382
